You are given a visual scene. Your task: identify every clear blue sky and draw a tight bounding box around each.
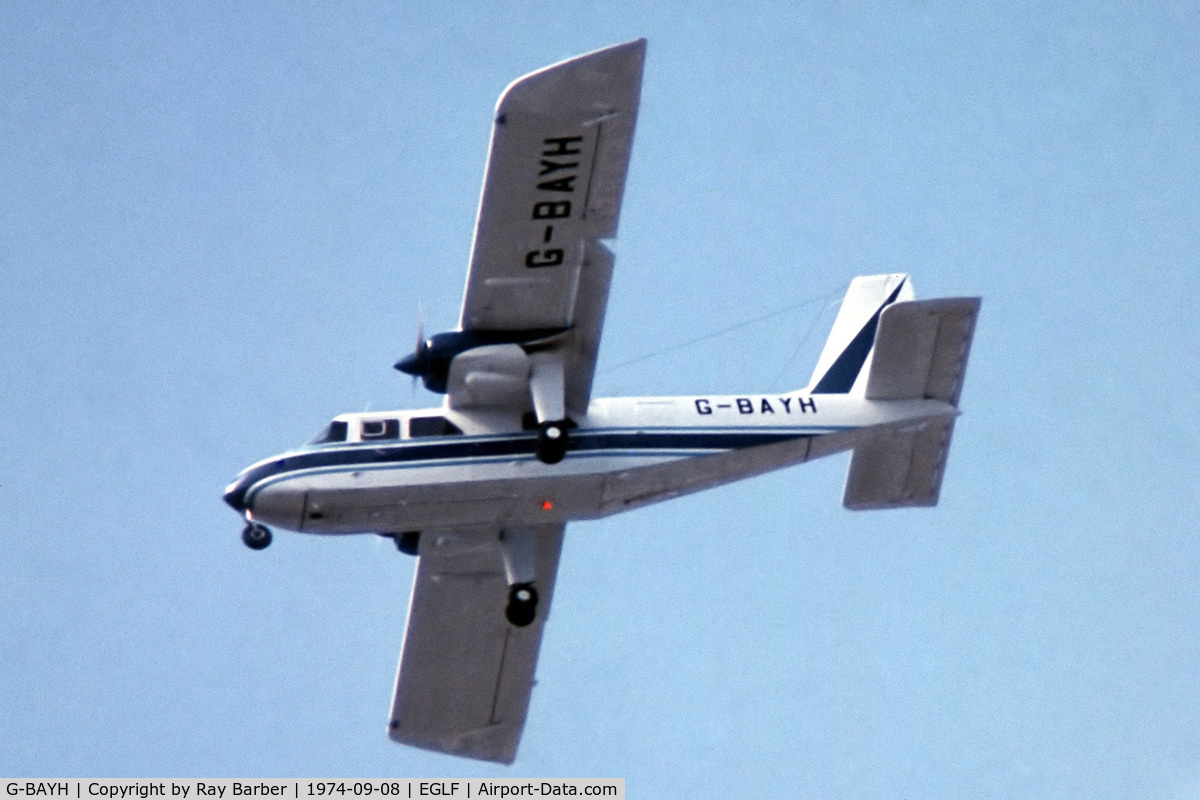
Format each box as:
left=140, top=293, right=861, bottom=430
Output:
left=2, top=2, right=1198, bottom=796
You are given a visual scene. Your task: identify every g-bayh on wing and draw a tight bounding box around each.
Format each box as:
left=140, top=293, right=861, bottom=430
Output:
left=387, top=40, right=645, bottom=764
left=397, top=39, right=643, bottom=462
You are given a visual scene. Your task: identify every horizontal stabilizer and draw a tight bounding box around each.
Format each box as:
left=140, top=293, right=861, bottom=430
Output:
left=864, top=297, right=981, bottom=405
left=844, top=295, right=980, bottom=510
left=843, top=417, right=956, bottom=509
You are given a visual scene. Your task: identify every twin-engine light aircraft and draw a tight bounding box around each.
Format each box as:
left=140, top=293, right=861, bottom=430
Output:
left=223, top=39, right=980, bottom=764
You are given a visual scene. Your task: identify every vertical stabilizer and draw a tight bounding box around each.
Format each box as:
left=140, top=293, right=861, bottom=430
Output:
left=807, top=274, right=913, bottom=394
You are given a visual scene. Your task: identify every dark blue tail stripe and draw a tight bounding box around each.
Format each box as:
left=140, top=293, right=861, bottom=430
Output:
left=811, top=279, right=906, bottom=394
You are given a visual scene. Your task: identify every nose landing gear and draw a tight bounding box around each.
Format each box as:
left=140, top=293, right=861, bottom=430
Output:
left=241, top=523, right=272, bottom=550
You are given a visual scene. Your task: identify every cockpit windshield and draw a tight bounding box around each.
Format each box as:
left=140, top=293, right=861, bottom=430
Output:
left=309, top=420, right=348, bottom=444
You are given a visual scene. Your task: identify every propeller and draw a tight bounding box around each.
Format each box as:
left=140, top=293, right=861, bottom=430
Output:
left=395, top=306, right=429, bottom=391
left=412, top=307, right=426, bottom=392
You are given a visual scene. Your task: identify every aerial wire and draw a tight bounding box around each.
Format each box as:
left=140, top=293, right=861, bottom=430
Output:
left=599, top=282, right=847, bottom=375
left=768, top=292, right=845, bottom=387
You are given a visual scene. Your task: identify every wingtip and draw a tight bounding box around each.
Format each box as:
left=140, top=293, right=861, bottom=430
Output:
left=575, top=38, right=647, bottom=60
left=388, top=720, right=521, bottom=765
left=496, top=39, right=648, bottom=112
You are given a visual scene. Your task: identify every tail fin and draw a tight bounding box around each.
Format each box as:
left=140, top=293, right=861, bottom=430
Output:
left=807, top=274, right=913, bottom=394
left=842, top=295, right=981, bottom=509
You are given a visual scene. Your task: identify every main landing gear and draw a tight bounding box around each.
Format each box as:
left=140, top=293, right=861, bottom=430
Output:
left=499, top=527, right=540, bottom=627
left=382, top=530, right=539, bottom=627
left=505, top=583, right=539, bottom=627
left=241, top=523, right=272, bottom=550
left=381, top=531, right=420, bottom=555
left=535, top=420, right=569, bottom=464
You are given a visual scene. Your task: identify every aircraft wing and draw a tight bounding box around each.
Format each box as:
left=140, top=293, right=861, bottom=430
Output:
left=388, top=524, right=566, bottom=763
left=457, top=39, right=644, bottom=416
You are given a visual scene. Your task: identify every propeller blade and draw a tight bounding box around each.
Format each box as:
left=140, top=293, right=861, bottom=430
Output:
left=396, top=305, right=428, bottom=393
left=415, top=305, right=426, bottom=359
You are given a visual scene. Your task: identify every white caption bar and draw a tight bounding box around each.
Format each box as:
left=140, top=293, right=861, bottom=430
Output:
left=2, top=782, right=623, bottom=800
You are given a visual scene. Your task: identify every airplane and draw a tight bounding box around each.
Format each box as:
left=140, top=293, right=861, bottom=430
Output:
left=222, top=39, right=980, bottom=764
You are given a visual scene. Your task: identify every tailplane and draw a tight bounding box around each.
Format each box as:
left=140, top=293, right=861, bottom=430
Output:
left=808, top=276, right=981, bottom=510
left=841, top=294, right=981, bottom=509
left=860, top=297, right=981, bottom=405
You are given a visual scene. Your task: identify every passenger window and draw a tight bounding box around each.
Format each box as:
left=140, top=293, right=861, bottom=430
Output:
left=361, top=419, right=400, bottom=440
left=309, top=420, right=348, bottom=444
left=409, top=416, right=463, bottom=438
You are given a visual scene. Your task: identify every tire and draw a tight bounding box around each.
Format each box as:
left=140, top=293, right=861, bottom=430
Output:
left=535, top=421, right=568, bottom=464
left=242, top=523, right=272, bottom=550
left=396, top=531, right=420, bottom=556
left=505, top=583, right=539, bottom=627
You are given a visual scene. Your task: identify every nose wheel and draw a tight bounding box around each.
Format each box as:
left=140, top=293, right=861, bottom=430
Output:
left=505, top=583, right=539, bottom=627
left=241, top=523, right=272, bottom=550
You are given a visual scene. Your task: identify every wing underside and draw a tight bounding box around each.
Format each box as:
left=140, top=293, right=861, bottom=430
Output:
left=388, top=524, right=566, bottom=763
left=452, top=40, right=644, bottom=417
left=460, top=39, right=643, bottom=332
left=389, top=43, right=640, bottom=759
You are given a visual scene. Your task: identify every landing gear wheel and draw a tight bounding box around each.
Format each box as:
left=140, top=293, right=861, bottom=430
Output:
left=505, top=583, right=539, bottom=627
left=535, top=421, right=568, bottom=464
left=378, top=532, right=420, bottom=555
left=395, top=531, right=420, bottom=556
left=241, top=523, right=272, bottom=550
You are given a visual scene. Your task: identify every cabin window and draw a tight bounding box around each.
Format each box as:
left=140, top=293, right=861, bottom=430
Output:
left=361, top=419, right=400, bottom=440
left=409, top=416, right=463, bottom=438
left=309, top=420, right=348, bottom=444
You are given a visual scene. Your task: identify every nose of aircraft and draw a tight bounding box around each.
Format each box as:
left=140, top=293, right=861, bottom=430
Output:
left=223, top=479, right=249, bottom=513
left=223, top=467, right=305, bottom=531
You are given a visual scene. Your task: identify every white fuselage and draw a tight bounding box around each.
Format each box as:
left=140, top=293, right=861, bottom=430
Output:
left=224, top=392, right=956, bottom=535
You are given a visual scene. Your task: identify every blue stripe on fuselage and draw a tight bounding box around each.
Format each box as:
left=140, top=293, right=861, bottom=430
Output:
left=224, top=427, right=839, bottom=511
